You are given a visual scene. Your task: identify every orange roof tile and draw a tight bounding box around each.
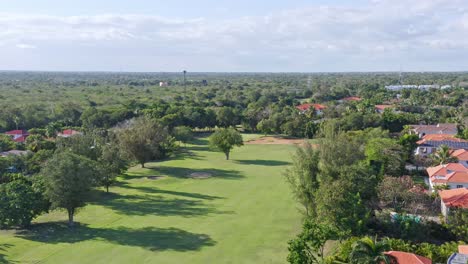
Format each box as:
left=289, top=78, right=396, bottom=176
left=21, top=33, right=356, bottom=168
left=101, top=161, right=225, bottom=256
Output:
left=446, top=171, right=468, bottom=183
left=426, top=163, right=467, bottom=178
left=451, top=149, right=468, bottom=161
left=418, top=134, right=468, bottom=144
left=296, top=103, right=327, bottom=111
left=459, top=245, right=468, bottom=254
left=375, top=104, right=393, bottom=111
left=439, top=188, right=468, bottom=208
left=341, top=96, right=362, bottom=101
left=385, top=251, right=432, bottom=264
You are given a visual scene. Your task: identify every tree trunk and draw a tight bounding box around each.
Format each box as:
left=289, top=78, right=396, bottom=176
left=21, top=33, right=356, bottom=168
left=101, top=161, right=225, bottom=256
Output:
left=141, top=162, right=145, bottom=168
left=106, top=184, right=109, bottom=193
left=225, top=151, right=230, bottom=160
left=67, top=208, right=74, bottom=227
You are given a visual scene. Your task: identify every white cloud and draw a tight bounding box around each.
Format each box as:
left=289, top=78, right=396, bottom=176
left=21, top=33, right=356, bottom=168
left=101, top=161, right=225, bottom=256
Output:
left=16, top=43, right=37, bottom=49
left=1, top=0, right=468, bottom=71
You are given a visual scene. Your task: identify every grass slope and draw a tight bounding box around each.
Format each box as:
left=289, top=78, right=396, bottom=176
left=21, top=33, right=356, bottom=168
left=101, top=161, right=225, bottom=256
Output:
left=0, top=137, right=301, bottom=264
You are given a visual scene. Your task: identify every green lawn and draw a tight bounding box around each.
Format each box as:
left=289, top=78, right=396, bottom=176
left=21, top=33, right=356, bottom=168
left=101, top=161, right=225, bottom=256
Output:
left=0, top=136, right=302, bottom=263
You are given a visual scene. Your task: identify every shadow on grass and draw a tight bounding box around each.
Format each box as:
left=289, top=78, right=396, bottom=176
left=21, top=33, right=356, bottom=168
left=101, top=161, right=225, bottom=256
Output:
left=141, top=166, right=244, bottom=180
left=233, top=159, right=291, bottom=166
left=115, top=183, right=223, bottom=200
left=16, top=223, right=215, bottom=252
left=0, top=244, right=14, bottom=264
left=91, top=191, right=231, bottom=217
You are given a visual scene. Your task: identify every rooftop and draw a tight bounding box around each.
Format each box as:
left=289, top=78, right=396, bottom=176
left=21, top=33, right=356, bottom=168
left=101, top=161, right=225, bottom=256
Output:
left=384, top=251, right=432, bottom=264
left=439, top=188, right=468, bottom=208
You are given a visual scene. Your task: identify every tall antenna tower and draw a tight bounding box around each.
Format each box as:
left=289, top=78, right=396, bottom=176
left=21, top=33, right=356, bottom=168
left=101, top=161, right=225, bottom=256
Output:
left=399, top=64, right=403, bottom=85
left=183, top=70, right=187, bottom=96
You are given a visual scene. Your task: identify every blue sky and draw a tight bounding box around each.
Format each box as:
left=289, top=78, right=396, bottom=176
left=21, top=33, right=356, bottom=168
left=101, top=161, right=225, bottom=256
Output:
left=1, top=0, right=468, bottom=72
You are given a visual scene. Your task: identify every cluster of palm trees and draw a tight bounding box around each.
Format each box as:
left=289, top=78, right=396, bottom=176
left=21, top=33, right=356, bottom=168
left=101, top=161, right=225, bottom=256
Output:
left=431, top=145, right=458, bottom=165
left=345, top=236, right=394, bottom=264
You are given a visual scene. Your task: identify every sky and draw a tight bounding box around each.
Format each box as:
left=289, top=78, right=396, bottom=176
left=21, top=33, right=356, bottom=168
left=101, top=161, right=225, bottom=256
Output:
left=1, top=0, right=468, bottom=72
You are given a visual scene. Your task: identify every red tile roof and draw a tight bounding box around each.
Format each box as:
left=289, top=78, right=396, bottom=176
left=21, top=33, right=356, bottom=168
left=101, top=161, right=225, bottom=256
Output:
left=296, top=103, right=327, bottom=111
left=341, top=96, right=362, bottom=101
left=459, top=245, right=468, bottom=254
left=375, top=104, right=393, bottom=111
left=451, top=149, right=468, bottom=161
left=5, top=130, right=29, bottom=136
left=426, top=163, right=466, bottom=178
left=385, top=251, right=432, bottom=264
left=62, top=129, right=80, bottom=135
left=439, top=188, right=468, bottom=208
left=417, top=134, right=468, bottom=144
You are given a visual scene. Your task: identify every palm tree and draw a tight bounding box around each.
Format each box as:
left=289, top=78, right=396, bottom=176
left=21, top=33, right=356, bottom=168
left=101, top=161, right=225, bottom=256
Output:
left=431, top=145, right=458, bottom=165
left=349, top=236, right=392, bottom=264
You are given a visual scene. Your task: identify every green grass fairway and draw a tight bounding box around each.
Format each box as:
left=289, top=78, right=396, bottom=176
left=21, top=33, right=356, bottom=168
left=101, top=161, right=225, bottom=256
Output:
left=0, top=136, right=302, bottom=263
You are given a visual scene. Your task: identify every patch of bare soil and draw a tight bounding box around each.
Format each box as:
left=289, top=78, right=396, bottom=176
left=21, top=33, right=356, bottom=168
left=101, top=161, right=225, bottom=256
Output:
left=187, top=172, right=212, bottom=179
left=147, top=176, right=165, bottom=180
left=245, top=136, right=307, bottom=145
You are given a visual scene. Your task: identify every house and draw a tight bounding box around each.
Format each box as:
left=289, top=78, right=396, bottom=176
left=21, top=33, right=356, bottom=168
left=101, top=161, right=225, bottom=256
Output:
left=159, top=81, right=169, bottom=87
left=0, top=150, right=29, bottom=157
left=451, top=149, right=468, bottom=167
left=385, top=85, right=418, bottom=91
left=338, top=96, right=362, bottom=103
left=375, top=104, right=393, bottom=113
left=384, top=251, right=432, bottom=264
left=295, top=103, right=327, bottom=115
left=57, top=129, right=82, bottom=138
left=439, top=188, right=468, bottom=218
left=408, top=123, right=458, bottom=138
left=4, top=129, right=29, bottom=143
left=426, top=163, right=468, bottom=190
left=415, top=135, right=468, bottom=156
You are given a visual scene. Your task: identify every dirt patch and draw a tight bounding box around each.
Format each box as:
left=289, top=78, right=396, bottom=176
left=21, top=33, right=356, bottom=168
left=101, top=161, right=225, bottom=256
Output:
left=245, top=136, right=307, bottom=145
left=147, top=176, right=165, bottom=180
left=187, top=172, right=212, bottom=179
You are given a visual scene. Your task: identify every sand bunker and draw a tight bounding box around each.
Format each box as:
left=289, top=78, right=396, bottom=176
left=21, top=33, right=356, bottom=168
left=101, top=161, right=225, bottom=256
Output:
left=245, top=136, right=307, bottom=145
left=147, top=176, right=165, bottom=180
left=187, top=172, right=212, bottom=179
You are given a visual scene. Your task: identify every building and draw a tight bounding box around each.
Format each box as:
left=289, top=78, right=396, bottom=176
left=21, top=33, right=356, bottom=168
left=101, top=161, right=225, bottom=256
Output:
left=439, top=188, right=468, bottom=218
left=427, top=163, right=468, bottom=190
left=57, top=129, right=82, bottom=138
left=0, top=150, right=29, bottom=157
left=451, top=149, right=468, bottom=168
left=4, top=129, right=29, bottom=143
left=295, top=103, right=327, bottom=115
left=447, top=245, right=468, bottom=264
left=159, top=81, right=169, bottom=87
left=338, top=96, right=362, bottom=103
left=375, top=104, right=393, bottom=113
left=385, top=85, right=418, bottom=91
left=384, top=251, right=432, bottom=264
left=385, top=84, right=447, bottom=91
left=415, top=135, right=468, bottom=156
left=408, top=123, right=458, bottom=138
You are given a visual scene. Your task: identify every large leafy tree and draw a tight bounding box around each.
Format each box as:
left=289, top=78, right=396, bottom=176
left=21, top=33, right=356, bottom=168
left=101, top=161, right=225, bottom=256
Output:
left=41, top=151, right=98, bottom=227
left=349, top=236, right=392, bottom=264
left=0, top=135, right=15, bottom=152
left=365, top=138, right=404, bottom=176
left=398, top=133, right=419, bottom=161
left=208, top=127, right=243, bottom=160
left=284, top=143, right=320, bottom=216
left=98, top=142, right=128, bottom=193
left=0, top=174, right=48, bottom=228
left=116, top=117, right=174, bottom=168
